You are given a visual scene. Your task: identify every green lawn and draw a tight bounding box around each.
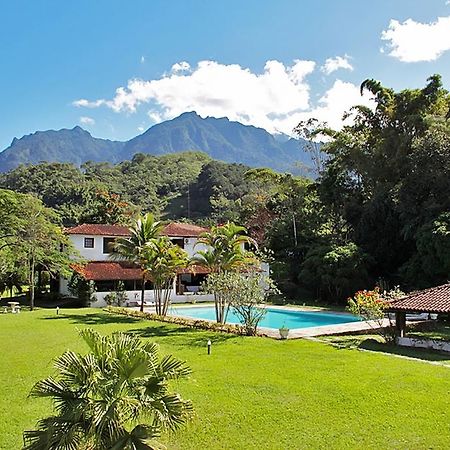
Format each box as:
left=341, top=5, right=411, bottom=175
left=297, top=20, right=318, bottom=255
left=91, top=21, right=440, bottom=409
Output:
left=409, top=322, right=450, bottom=342
left=1, top=309, right=450, bottom=449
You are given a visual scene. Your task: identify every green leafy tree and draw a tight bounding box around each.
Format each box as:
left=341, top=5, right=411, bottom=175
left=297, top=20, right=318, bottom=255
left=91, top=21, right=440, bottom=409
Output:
left=401, top=212, right=450, bottom=288
left=112, top=214, right=163, bottom=312
left=143, top=237, right=189, bottom=316
left=192, top=222, right=257, bottom=323
left=23, top=328, right=193, bottom=450
left=299, top=242, right=371, bottom=302
left=0, top=189, right=77, bottom=309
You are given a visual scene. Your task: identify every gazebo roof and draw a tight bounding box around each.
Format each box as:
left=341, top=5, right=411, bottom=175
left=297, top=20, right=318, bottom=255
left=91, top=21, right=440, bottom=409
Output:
left=387, top=283, right=450, bottom=314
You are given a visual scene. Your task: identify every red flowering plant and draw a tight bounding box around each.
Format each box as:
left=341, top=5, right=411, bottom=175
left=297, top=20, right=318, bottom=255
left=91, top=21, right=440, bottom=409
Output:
left=347, top=287, right=396, bottom=343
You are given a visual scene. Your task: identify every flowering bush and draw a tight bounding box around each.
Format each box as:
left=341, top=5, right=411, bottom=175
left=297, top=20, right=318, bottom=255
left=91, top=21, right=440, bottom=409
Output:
left=347, top=287, right=395, bottom=342
left=347, top=288, right=387, bottom=321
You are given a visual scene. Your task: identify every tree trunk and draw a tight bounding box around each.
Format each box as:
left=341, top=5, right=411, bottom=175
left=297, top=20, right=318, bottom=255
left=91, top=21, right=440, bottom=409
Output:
left=140, top=273, right=145, bottom=312
left=30, top=250, right=35, bottom=311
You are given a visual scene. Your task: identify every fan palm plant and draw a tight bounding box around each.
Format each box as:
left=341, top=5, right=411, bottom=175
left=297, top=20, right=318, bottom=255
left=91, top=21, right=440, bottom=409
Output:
left=23, top=328, right=193, bottom=450
left=143, top=237, right=189, bottom=316
left=112, top=214, right=163, bottom=312
left=192, top=222, right=258, bottom=323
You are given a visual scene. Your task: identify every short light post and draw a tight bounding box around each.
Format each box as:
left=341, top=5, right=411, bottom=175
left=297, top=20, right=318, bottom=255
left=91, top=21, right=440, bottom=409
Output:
left=207, top=339, right=211, bottom=355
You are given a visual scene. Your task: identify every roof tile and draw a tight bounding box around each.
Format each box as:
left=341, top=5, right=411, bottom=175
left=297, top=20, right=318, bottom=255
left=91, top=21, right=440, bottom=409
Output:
left=387, top=284, right=450, bottom=313
left=66, top=222, right=208, bottom=238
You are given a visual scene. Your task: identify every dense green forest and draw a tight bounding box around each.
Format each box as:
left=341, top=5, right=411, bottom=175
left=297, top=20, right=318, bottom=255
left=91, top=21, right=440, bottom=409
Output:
left=1, top=75, right=449, bottom=302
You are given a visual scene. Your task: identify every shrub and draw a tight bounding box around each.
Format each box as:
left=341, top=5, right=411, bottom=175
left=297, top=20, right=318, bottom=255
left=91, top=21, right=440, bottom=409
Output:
left=347, top=287, right=404, bottom=343
left=106, top=306, right=243, bottom=335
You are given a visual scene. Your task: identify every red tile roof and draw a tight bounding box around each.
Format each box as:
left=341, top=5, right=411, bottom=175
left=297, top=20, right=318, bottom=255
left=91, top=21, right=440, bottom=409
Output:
left=66, top=224, right=130, bottom=236
left=66, top=222, right=208, bottom=238
left=387, top=284, right=450, bottom=314
left=73, top=262, right=141, bottom=280
left=73, top=261, right=210, bottom=281
left=162, top=222, right=208, bottom=237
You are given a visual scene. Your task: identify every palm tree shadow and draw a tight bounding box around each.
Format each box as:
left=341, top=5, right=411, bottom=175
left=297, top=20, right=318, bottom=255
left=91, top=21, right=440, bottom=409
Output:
left=128, top=324, right=240, bottom=347
left=41, top=311, right=239, bottom=347
left=42, top=312, right=141, bottom=325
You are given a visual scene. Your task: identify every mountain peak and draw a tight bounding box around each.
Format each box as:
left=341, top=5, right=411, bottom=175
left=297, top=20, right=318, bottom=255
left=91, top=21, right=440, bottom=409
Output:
left=71, top=125, right=91, bottom=135
left=177, top=111, right=201, bottom=119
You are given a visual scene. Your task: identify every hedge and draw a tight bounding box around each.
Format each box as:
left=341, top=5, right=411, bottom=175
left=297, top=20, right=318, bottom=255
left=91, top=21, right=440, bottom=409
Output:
left=105, top=306, right=244, bottom=335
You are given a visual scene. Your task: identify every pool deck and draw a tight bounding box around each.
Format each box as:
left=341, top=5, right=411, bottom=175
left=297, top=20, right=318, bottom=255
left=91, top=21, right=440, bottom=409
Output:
left=141, top=303, right=389, bottom=339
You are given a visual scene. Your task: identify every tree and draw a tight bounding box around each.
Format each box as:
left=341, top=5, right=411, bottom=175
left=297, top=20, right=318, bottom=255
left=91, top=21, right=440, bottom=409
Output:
left=79, top=190, right=138, bottom=225
left=293, top=118, right=328, bottom=175
left=228, top=271, right=277, bottom=336
left=293, top=74, right=450, bottom=296
left=143, top=237, right=189, bottom=316
left=112, top=214, right=163, bottom=312
left=23, top=328, right=193, bottom=450
left=299, top=242, right=371, bottom=302
left=192, top=222, right=257, bottom=323
left=347, top=287, right=404, bottom=343
left=401, top=212, right=450, bottom=288
left=0, top=189, right=76, bottom=309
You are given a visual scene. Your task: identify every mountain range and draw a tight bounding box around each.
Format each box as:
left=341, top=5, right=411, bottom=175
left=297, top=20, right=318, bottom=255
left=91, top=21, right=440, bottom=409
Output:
left=0, top=112, right=312, bottom=173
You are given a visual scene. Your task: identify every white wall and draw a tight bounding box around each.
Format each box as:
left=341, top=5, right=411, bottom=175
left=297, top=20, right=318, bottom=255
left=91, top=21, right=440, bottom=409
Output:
left=70, top=234, right=112, bottom=261
left=397, top=336, right=450, bottom=353
left=69, top=234, right=207, bottom=260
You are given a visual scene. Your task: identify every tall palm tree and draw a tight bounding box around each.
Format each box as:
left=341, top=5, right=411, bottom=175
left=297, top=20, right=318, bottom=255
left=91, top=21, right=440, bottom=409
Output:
left=23, top=328, right=193, bottom=450
left=112, top=214, right=163, bottom=312
left=143, top=237, right=189, bottom=316
left=192, top=222, right=257, bottom=323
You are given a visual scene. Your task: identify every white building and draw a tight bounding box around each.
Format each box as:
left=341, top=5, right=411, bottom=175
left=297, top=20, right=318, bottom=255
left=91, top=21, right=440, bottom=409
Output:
left=60, top=222, right=214, bottom=307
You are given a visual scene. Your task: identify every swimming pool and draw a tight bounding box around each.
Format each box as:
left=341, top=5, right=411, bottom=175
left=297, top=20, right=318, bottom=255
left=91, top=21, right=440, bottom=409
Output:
left=170, top=306, right=360, bottom=330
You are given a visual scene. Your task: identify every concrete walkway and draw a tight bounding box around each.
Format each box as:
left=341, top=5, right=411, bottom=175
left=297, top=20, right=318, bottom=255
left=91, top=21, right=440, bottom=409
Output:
left=258, top=318, right=392, bottom=339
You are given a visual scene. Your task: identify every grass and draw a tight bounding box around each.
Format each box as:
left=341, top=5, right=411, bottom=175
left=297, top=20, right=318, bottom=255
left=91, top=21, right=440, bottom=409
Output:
left=409, top=322, right=450, bottom=342
left=1, top=309, right=450, bottom=449
left=321, top=334, right=450, bottom=366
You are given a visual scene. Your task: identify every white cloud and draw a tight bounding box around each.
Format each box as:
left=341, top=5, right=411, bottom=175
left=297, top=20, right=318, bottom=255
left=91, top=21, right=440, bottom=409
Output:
left=79, top=116, right=95, bottom=126
left=140, top=56, right=145, bottom=64
left=73, top=98, right=106, bottom=108
left=171, top=61, right=191, bottom=73
left=321, top=55, right=353, bottom=74
left=73, top=59, right=372, bottom=134
left=381, top=15, right=450, bottom=62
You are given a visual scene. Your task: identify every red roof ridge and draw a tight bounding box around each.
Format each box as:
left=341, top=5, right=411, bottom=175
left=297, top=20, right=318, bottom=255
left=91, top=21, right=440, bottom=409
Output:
left=66, top=222, right=209, bottom=238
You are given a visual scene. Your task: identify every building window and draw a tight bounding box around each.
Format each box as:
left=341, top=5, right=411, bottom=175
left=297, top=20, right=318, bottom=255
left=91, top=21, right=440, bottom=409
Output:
left=171, top=238, right=185, bottom=249
left=103, top=237, right=116, bottom=254
left=84, top=237, right=95, bottom=248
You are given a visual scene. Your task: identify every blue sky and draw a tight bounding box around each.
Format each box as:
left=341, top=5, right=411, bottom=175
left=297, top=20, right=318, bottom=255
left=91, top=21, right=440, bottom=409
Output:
left=1, top=0, right=450, bottom=149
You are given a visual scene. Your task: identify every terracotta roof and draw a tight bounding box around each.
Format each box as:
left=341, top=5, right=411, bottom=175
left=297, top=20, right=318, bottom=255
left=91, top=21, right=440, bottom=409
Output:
left=73, top=261, right=141, bottom=280
left=387, top=284, right=450, bottom=314
left=66, top=224, right=130, bottom=236
left=66, top=222, right=208, bottom=238
left=73, top=261, right=210, bottom=281
left=162, top=222, right=208, bottom=237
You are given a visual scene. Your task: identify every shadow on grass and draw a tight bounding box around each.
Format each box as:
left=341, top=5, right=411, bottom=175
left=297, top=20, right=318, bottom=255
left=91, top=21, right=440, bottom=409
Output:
left=41, top=311, right=239, bottom=347
left=128, top=324, right=238, bottom=347
left=359, top=339, right=450, bottom=364
left=42, top=312, right=141, bottom=325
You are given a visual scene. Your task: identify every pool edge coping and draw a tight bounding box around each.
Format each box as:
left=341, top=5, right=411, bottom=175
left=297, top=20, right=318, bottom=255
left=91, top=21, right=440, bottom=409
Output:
left=141, top=304, right=377, bottom=339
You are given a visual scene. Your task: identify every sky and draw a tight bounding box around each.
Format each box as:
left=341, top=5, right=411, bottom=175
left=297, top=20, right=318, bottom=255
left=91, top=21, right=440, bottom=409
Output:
left=1, top=0, right=450, bottom=150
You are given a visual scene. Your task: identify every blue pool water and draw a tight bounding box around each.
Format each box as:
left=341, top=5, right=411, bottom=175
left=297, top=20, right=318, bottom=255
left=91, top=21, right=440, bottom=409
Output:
left=170, top=306, right=360, bottom=330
